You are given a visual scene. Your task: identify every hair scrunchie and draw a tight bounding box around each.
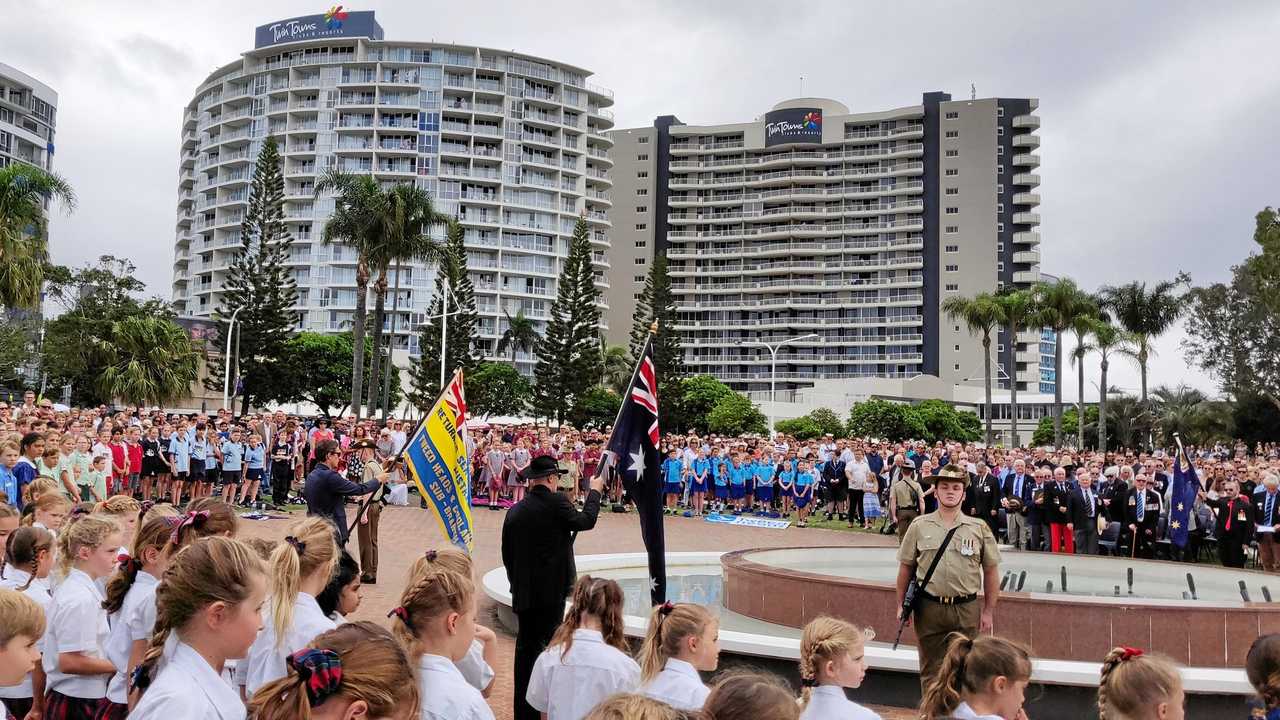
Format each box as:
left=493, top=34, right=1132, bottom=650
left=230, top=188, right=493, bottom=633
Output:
left=285, top=536, right=307, bottom=555
left=1118, top=646, right=1144, bottom=661
left=424, top=549, right=438, bottom=562
left=800, top=676, right=819, bottom=687
left=169, top=510, right=210, bottom=544
left=658, top=601, right=675, bottom=616
left=117, top=553, right=140, bottom=573
left=286, top=648, right=344, bottom=707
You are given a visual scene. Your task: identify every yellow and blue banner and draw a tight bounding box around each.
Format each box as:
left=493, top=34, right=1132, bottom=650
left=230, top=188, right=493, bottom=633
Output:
left=401, top=370, right=474, bottom=552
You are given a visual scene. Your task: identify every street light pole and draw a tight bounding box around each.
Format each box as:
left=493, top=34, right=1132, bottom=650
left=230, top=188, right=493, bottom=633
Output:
left=739, top=332, right=818, bottom=437
left=222, top=306, right=244, bottom=411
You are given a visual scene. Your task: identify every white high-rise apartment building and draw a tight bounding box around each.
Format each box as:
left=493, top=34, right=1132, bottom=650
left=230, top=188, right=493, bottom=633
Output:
left=0, top=62, right=57, bottom=172
left=172, top=11, right=614, bottom=371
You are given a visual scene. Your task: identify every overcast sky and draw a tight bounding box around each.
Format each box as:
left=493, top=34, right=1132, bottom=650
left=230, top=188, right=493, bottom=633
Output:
left=5, top=1, right=1278, bottom=401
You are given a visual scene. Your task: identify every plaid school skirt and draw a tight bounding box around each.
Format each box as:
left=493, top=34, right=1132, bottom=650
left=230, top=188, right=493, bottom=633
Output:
left=43, top=691, right=106, bottom=720
left=89, top=700, right=127, bottom=720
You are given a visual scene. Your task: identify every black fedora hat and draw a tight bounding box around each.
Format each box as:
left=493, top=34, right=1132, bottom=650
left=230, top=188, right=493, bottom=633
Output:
left=525, top=455, right=561, bottom=480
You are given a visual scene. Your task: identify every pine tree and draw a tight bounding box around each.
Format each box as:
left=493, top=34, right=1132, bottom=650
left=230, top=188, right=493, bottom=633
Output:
left=408, top=219, right=480, bottom=408
left=630, top=254, right=685, bottom=411
left=533, top=216, right=602, bottom=424
left=212, top=136, right=298, bottom=413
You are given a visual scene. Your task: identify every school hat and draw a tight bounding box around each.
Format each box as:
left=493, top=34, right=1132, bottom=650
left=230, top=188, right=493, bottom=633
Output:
left=525, top=455, right=561, bottom=480
left=923, top=463, right=970, bottom=488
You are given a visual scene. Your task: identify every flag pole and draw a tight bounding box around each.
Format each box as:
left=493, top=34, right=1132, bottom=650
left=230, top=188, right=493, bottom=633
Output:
left=594, top=321, right=657, bottom=481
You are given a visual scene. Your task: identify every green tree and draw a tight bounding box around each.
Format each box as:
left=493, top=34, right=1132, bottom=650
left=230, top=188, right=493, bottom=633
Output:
left=95, top=316, right=200, bottom=406
left=533, top=216, right=602, bottom=424
left=408, top=218, right=479, bottom=407
left=568, top=387, right=622, bottom=430
left=1034, top=278, right=1097, bottom=448
left=263, top=332, right=400, bottom=417
left=776, top=407, right=846, bottom=439
left=212, top=136, right=298, bottom=413
left=707, top=393, right=767, bottom=436
left=600, top=342, right=632, bottom=394
left=993, top=289, right=1038, bottom=447
left=0, top=318, right=31, bottom=386
left=1065, top=302, right=1104, bottom=450
left=467, top=361, right=531, bottom=418
left=1150, top=384, right=1208, bottom=447
left=913, top=399, right=981, bottom=443
left=1084, top=320, right=1134, bottom=453
left=0, top=163, right=76, bottom=310
left=846, top=399, right=927, bottom=442
left=364, top=185, right=447, bottom=415
left=1232, top=394, right=1280, bottom=445
left=630, top=255, right=684, bottom=428
left=1185, top=207, right=1280, bottom=411
left=1101, top=395, right=1149, bottom=450
left=1099, top=273, right=1190, bottom=431
left=496, top=310, right=540, bottom=365
left=942, top=292, right=1004, bottom=446
left=677, top=375, right=736, bottom=433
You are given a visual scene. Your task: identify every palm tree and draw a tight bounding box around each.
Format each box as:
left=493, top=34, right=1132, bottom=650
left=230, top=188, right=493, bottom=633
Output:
left=600, top=341, right=632, bottom=394
left=1033, top=278, right=1096, bottom=448
left=0, top=163, right=76, bottom=310
left=1088, top=319, right=1134, bottom=453
left=95, top=316, right=200, bottom=406
left=363, top=184, right=447, bottom=416
left=1104, top=394, right=1150, bottom=451
left=993, top=289, right=1037, bottom=447
left=942, top=292, right=1004, bottom=446
left=315, top=170, right=383, bottom=419
left=1151, top=384, right=1208, bottom=446
left=497, top=310, right=539, bottom=365
left=1065, top=301, right=1104, bottom=450
left=1098, top=275, right=1189, bottom=435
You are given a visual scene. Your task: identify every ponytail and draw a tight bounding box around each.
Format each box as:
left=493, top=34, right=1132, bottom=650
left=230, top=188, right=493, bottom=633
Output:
left=637, top=602, right=714, bottom=683
left=919, top=633, right=1031, bottom=720
left=548, top=575, right=627, bottom=660
left=103, top=515, right=179, bottom=614
left=4, top=526, right=54, bottom=592
left=166, top=498, right=237, bottom=552
left=267, top=517, right=338, bottom=648
left=1247, top=634, right=1280, bottom=710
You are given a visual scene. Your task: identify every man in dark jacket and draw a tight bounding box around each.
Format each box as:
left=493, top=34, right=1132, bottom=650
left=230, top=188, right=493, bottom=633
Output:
left=303, top=439, right=386, bottom=544
left=1202, top=478, right=1254, bottom=568
left=1124, top=474, right=1161, bottom=559
left=971, top=461, right=1003, bottom=537
left=502, top=455, right=604, bottom=720
left=1067, top=469, right=1102, bottom=555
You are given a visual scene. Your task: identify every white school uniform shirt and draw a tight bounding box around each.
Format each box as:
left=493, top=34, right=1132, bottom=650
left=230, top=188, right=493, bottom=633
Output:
left=243, top=592, right=336, bottom=694
left=418, top=653, right=495, bottom=720
left=104, top=570, right=158, bottom=703
left=129, top=640, right=245, bottom=720
left=640, top=658, right=709, bottom=711
left=43, top=568, right=111, bottom=698
left=948, top=702, right=1003, bottom=720
left=0, top=569, right=52, bottom=699
left=526, top=629, right=641, bottom=720
left=455, top=638, right=495, bottom=693
left=799, top=685, right=882, bottom=720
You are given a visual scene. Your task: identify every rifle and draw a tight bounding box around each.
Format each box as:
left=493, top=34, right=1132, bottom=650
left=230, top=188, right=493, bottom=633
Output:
left=893, top=525, right=961, bottom=650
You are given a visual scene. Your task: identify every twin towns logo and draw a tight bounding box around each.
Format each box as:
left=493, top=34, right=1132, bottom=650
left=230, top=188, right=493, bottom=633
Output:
left=764, top=109, right=823, bottom=145
left=267, top=6, right=350, bottom=43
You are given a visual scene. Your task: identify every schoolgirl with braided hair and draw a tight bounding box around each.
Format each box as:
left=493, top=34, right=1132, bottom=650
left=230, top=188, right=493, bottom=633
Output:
left=797, top=616, right=879, bottom=719
left=637, top=602, right=719, bottom=711
left=166, top=497, right=239, bottom=553
left=98, top=515, right=181, bottom=718
left=129, top=536, right=266, bottom=719
left=242, top=516, right=338, bottom=695
left=0, top=527, right=54, bottom=720
left=918, top=633, right=1031, bottom=720
left=1247, top=634, right=1280, bottom=719
left=247, top=621, right=420, bottom=720
left=42, top=514, right=122, bottom=718
left=410, top=548, right=499, bottom=696
left=526, top=575, right=638, bottom=719
left=387, top=558, right=494, bottom=719
left=1096, top=646, right=1183, bottom=720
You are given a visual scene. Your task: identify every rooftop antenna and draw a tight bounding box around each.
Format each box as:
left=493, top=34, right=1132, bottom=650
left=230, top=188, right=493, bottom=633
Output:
left=799, top=75, right=805, bottom=96
left=971, top=83, right=977, bottom=101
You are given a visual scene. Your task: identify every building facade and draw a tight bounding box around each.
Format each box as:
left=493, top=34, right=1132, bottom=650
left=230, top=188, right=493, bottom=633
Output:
left=172, top=11, right=614, bottom=373
left=604, top=93, right=1045, bottom=395
left=0, top=63, right=57, bottom=172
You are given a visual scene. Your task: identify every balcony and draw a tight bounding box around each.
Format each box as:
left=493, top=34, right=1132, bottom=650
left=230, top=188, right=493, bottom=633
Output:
left=1012, top=173, right=1040, bottom=187
left=1012, top=115, right=1040, bottom=130
left=1012, top=211, right=1040, bottom=225
left=1012, top=192, right=1040, bottom=205
left=1012, top=153, right=1040, bottom=167
left=1012, top=231, right=1040, bottom=246
left=1012, top=270, right=1041, bottom=284
left=1012, top=134, right=1040, bottom=149
left=1013, top=250, right=1040, bottom=264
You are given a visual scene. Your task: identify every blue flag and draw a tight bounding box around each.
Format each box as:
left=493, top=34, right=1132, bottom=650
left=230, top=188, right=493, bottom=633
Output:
left=401, top=370, right=475, bottom=552
left=1169, top=450, right=1201, bottom=548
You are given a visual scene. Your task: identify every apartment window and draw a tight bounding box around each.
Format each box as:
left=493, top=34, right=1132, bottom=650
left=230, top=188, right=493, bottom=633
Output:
left=997, top=204, right=1004, bottom=213
left=998, top=165, right=1004, bottom=174
left=998, top=281, right=1006, bottom=289
left=945, top=130, right=959, bottom=139
left=636, top=171, right=648, bottom=178
left=945, top=111, right=959, bottom=119
left=634, top=275, right=645, bottom=283
left=998, top=344, right=1006, bottom=352
left=636, top=188, right=648, bottom=195
left=945, top=225, right=958, bottom=234
left=945, top=188, right=958, bottom=196
left=634, top=258, right=646, bottom=265
left=945, top=149, right=959, bottom=158
left=635, top=240, right=647, bottom=248
left=637, top=154, right=649, bottom=161
left=945, top=283, right=959, bottom=292
left=638, top=136, right=649, bottom=144
left=997, top=242, right=1005, bottom=252
left=945, top=245, right=959, bottom=253
left=997, top=184, right=1004, bottom=194
left=635, top=224, right=647, bottom=231
left=954, top=363, right=961, bottom=371
left=945, top=264, right=959, bottom=272
left=636, top=206, right=647, bottom=213
left=954, top=345, right=961, bottom=351
left=945, top=168, right=958, bottom=177
left=998, top=107, right=1005, bottom=117
left=954, top=325, right=961, bottom=332
left=945, top=207, right=958, bottom=215
left=998, top=222, right=1005, bottom=232
left=998, top=262, right=1005, bottom=271
left=998, top=146, right=1005, bottom=155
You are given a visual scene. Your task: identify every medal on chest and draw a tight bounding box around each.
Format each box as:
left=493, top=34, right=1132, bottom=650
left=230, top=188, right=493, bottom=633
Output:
left=958, top=537, right=976, bottom=557
left=1239, top=512, right=1249, bottom=522
left=1128, top=497, right=1136, bottom=506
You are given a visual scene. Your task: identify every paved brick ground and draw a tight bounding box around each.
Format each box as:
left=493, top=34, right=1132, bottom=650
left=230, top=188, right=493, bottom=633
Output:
left=237, top=504, right=917, bottom=720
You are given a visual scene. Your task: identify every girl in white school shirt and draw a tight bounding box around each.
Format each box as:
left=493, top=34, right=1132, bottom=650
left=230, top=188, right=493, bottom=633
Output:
left=129, top=536, right=267, bottom=720
left=797, top=617, right=880, bottom=720
left=243, top=516, right=338, bottom=695
left=42, top=514, right=122, bottom=719
left=387, top=561, right=494, bottom=720
left=918, top=634, right=1032, bottom=720
left=0, top=527, right=55, bottom=720
left=412, top=549, right=500, bottom=697
left=526, top=575, right=639, bottom=720
left=638, top=601, right=720, bottom=711
left=98, top=515, right=178, bottom=719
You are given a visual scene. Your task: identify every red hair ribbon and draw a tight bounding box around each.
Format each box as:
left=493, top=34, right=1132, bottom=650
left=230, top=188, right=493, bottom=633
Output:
left=1119, top=646, right=1144, bottom=661
left=387, top=606, right=410, bottom=623
left=659, top=601, right=675, bottom=616
left=169, top=510, right=210, bottom=545
left=117, top=553, right=137, bottom=572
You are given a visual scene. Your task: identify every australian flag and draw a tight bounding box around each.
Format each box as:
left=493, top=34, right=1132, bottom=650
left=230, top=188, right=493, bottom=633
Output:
left=600, top=334, right=666, bottom=605
left=1169, top=445, right=1201, bottom=548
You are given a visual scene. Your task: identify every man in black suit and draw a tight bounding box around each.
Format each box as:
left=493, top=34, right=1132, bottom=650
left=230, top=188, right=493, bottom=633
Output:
left=1202, top=478, right=1254, bottom=568
left=1124, top=474, right=1161, bottom=559
left=502, top=455, right=604, bottom=720
left=1068, top=469, right=1102, bottom=555
left=1000, top=459, right=1034, bottom=549
left=971, top=461, right=1002, bottom=537
left=1026, top=467, right=1052, bottom=551
left=1252, top=475, right=1280, bottom=571
left=1045, top=466, right=1075, bottom=553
